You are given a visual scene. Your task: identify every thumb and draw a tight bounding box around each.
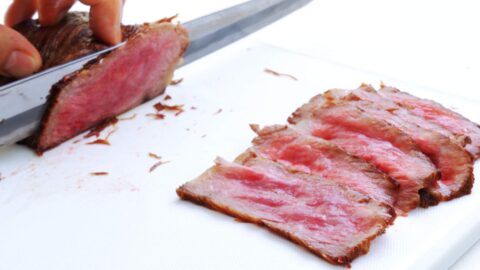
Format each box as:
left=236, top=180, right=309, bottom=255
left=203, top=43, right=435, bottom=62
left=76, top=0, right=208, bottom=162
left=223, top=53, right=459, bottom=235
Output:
left=0, top=25, right=42, bottom=78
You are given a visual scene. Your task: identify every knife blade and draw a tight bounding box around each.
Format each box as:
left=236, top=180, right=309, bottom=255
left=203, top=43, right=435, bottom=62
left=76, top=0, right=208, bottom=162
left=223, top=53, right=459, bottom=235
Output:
left=0, top=0, right=311, bottom=148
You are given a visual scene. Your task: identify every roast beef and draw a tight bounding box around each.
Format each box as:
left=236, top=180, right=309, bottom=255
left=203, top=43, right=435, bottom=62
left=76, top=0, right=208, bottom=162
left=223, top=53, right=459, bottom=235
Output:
left=1, top=13, right=189, bottom=153
left=378, top=86, right=480, bottom=159
left=327, top=86, right=474, bottom=206
left=289, top=99, right=438, bottom=213
left=177, top=157, right=395, bottom=267
left=246, top=125, right=399, bottom=211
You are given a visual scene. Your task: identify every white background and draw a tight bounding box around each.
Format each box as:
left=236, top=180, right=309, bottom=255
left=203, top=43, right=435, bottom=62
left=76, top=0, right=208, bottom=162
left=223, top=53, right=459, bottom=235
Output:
left=1, top=0, right=480, bottom=269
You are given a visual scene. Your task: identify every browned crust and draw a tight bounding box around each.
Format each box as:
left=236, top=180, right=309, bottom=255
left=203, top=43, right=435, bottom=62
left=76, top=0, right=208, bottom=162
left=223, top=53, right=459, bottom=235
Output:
left=24, top=20, right=189, bottom=154
left=177, top=185, right=395, bottom=267
left=420, top=156, right=474, bottom=207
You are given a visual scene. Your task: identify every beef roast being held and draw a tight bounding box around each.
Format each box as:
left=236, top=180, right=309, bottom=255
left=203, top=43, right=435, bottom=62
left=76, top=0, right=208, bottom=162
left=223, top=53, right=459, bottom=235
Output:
left=0, top=13, right=189, bottom=153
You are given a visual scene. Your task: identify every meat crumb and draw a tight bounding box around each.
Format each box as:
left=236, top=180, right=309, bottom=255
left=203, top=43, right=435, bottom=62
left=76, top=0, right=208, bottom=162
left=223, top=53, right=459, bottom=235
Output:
left=148, top=152, right=169, bottom=172
left=150, top=160, right=170, bottom=172
left=146, top=113, right=166, bottom=120
left=84, top=117, right=118, bottom=138
left=157, top=14, right=178, bottom=24
left=118, top=114, right=137, bottom=121
left=153, top=102, right=184, bottom=116
left=90, top=172, right=109, bottom=176
left=249, top=124, right=261, bottom=133
left=214, top=108, right=223, bottom=115
left=73, top=139, right=82, bottom=144
left=169, top=78, right=183, bottom=86
left=87, top=139, right=110, bottom=145
left=86, top=127, right=117, bottom=145
left=164, top=95, right=172, bottom=100
left=264, top=68, right=298, bottom=81
left=149, top=152, right=162, bottom=160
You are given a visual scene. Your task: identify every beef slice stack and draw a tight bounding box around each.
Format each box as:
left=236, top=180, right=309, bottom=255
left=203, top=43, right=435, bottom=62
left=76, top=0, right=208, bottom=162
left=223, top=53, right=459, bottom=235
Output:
left=177, top=84, right=478, bottom=267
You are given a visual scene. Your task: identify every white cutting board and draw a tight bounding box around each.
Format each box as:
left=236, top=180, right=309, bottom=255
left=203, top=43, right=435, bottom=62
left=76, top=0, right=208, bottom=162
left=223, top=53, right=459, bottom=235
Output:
left=1, top=1, right=480, bottom=269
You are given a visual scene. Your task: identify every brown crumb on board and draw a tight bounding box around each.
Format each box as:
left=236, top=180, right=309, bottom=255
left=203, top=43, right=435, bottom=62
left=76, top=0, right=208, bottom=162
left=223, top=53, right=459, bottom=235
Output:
left=90, top=172, right=109, bottom=176
left=73, top=139, right=82, bottom=144
left=164, top=95, right=172, bottom=100
left=148, top=152, right=169, bottom=172
left=153, top=102, right=185, bottom=116
left=169, top=78, right=183, bottom=86
left=149, top=160, right=170, bottom=172
left=190, top=106, right=197, bottom=110
left=148, top=152, right=162, bottom=160
left=157, top=14, right=178, bottom=24
left=84, top=117, right=118, bottom=138
left=249, top=124, right=261, bottom=133
left=118, top=114, right=137, bottom=121
left=201, top=134, right=206, bottom=138
left=264, top=68, right=298, bottom=81
left=86, top=127, right=117, bottom=145
left=214, top=108, right=223, bottom=115
left=174, top=110, right=184, bottom=116
left=146, top=113, right=166, bottom=120
left=87, top=139, right=110, bottom=145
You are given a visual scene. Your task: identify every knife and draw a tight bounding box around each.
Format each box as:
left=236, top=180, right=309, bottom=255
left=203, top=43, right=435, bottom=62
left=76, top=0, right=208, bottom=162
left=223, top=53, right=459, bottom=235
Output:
left=0, top=0, right=312, bottom=148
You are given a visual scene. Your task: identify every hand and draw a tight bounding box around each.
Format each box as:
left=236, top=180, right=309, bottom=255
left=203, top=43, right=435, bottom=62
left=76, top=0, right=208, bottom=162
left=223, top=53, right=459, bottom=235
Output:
left=1, top=0, right=124, bottom=78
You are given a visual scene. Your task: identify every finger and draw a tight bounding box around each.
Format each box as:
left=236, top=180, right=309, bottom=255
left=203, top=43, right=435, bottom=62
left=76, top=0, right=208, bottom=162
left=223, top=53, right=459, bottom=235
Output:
left=37, top=0, right=77, bottom=26
left=0, top=25, right=42, bottom=77
left=5, top=0, right=37, bottom=26
left=80, top=0, right=123, bottom=45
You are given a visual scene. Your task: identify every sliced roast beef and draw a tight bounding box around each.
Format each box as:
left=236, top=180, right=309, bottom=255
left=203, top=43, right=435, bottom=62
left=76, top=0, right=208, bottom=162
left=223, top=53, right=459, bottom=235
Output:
left=15, top=13, right=189, bottom=153
left=325, top=86, right=473, bottom=206
left=246, top=125, right=399, bottom=211
left=177, top=157, right=395, bottom=267
left=289, top=99, right=438, bottom=213
left=378, top=86, right=480, bottom=159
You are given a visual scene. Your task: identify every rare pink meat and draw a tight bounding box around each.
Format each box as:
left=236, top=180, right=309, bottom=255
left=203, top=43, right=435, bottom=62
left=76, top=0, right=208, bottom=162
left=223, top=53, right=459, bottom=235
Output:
left=378, top=86, right=480, bottom=159
left=247, top=125, right=399, bottom=210
left=290, top=100, right=438, bottom=213
left=24, top=16, right=189, bottom=153
left=326, top=86, right=474, bottom=206
left=177, top=158, right=395, bottom=267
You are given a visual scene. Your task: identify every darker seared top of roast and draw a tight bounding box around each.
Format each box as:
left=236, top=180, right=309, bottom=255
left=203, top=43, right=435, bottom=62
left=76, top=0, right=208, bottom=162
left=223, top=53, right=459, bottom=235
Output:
left=0, top=12, right=139, bottom=86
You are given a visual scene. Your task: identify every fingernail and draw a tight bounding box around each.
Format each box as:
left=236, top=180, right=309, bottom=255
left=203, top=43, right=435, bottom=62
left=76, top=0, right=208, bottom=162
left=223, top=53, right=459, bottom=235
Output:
left=3, top=50, right=40, bottom=78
